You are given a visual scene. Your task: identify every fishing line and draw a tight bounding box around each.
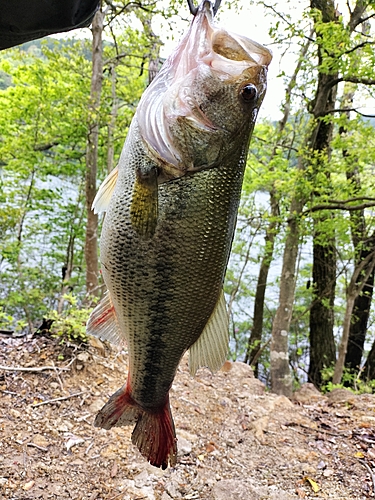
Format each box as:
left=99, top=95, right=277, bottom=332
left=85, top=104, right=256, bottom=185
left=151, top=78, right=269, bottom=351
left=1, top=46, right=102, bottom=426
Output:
left=187, top=0, right=222, bottom=17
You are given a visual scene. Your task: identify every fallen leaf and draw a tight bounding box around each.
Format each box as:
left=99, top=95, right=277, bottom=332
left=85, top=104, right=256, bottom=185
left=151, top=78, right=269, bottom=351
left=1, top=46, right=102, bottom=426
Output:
left=304, top=476, right=320, bottom=493
left=354, top=451, right=365, bottom=458
left=205, top=442, right=216, bottom=453
left=32, top=434, right=49, bottom=448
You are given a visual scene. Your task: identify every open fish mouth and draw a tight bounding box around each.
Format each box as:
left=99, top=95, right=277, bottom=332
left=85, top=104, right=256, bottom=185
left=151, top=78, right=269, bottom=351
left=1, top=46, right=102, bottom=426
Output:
left=136, top=0, right=272, bottom=172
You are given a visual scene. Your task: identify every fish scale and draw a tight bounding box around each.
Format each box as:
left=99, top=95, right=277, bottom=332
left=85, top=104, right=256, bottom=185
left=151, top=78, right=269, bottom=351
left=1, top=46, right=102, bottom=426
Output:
left=87, top=0, right=272, bottom=469
left=101, top=119, right=244, bottom=405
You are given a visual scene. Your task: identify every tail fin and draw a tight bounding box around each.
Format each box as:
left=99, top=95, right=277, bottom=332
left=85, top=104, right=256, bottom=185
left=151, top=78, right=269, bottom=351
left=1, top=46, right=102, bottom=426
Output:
left=94, top=382, right=177, bottom=469
left=132, top=396, right=177, bottom=469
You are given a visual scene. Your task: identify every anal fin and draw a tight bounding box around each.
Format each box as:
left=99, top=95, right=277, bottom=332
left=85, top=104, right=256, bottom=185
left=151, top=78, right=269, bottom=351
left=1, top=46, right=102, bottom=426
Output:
left=86, top=291, right=125, bottom=346
left=189, top=290, right=229, bottom=376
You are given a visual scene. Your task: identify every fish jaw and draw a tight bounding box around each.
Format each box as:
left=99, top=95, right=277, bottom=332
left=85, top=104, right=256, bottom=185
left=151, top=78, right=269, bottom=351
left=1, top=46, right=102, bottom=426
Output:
left=136, top=0, right=272, bottom=177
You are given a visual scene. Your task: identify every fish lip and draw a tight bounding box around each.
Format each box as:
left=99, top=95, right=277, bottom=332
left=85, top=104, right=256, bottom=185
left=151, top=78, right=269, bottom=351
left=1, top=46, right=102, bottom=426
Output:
left=136, top=2, right=272, bottom=171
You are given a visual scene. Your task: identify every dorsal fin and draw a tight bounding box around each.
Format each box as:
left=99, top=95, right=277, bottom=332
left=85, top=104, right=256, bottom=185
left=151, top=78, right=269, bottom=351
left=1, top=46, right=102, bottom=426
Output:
left=92, top=166, right=119, bottom=214
left=189, top=290, right=229, bottom=375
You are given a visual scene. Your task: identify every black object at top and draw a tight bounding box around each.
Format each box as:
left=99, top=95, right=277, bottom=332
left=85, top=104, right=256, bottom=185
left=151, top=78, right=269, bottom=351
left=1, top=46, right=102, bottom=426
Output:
left=0, top=0, right=99, bottom=50
left=187, top=0, right=222, bottom=17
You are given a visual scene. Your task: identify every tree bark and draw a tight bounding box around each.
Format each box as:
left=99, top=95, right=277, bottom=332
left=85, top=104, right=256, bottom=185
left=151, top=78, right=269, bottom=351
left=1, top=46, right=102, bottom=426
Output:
left=85, top=8, right=104, bottom=299
left=307, top=0, right=339, bottom=388
left=246, top=189, right=278, bottom=373
left=363, top=339, right=375, bottom=381
left=308, top=238, right=337, bottom=385
left=270, top=192, right=304, bottom=397
left=106, top=62, right=118, bottom=175
left=339, top=39, right=375, bottom=373
left=346, top=235, right=375, bottom=371
left=247, top=35, right=313, bottom=373
left=333, top=250, right=375, bottom=384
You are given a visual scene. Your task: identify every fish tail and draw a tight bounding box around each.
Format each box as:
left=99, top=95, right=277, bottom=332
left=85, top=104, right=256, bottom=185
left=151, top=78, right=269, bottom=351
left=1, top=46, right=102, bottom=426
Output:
left=94, top=379, right=140, bottom=430
left=132, top=395, right=177, bottom=470
left=94, top=378, right=177, bottom=469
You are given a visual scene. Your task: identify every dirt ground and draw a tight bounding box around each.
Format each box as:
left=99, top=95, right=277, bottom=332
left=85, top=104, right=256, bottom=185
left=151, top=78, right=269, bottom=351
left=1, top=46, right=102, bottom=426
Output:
left=1, top=333, right=375, bottom=500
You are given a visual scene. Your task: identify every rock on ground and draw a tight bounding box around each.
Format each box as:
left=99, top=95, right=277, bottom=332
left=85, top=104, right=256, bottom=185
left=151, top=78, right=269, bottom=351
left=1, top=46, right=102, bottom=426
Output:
left=0, top=335, right=374, bottom=499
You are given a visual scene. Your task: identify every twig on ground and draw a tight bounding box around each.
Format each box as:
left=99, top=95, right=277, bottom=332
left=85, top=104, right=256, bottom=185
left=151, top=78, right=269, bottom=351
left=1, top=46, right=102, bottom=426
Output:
left=27, top=442, right=48, bottom=452
left=0, top=364, right=70, bottom=373
left=0, top=389, right=18, bottom=395
left=63, top=356, right=77, bottom=369
left=285, top=421, right=351, bottom=437
left=51, top=360, right=65, bottom=392
left=107, top=492, right=125, bottom=500
left=31, top=391, right=87, bottom=407
left=360, top=460, right=375, bottom=493
left=85, top=441, right=95, bottom=455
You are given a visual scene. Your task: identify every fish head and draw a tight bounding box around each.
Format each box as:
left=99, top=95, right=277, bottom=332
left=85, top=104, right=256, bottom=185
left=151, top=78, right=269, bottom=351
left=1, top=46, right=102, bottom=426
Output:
left=137, top=0, right=272, bottom=178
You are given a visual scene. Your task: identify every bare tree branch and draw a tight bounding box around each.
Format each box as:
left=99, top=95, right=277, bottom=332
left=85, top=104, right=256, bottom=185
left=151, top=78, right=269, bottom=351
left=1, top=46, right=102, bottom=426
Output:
left=305, top=201, right=375, bottom=215
left=329, top=196, right=375, bottom=203
left=261, top=2, right=315, bottom=42
left=321, top=107, right=375, bottom=118
left=343, top=40, right=375, bottom=55
left=348, top=1, right=368, bottom=32
left=324, top=76, right=375, bottom=93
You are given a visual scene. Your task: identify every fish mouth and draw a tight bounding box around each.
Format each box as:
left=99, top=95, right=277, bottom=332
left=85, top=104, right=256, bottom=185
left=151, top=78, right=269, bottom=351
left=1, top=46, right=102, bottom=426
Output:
left=137, top=0, right=272, bottom=173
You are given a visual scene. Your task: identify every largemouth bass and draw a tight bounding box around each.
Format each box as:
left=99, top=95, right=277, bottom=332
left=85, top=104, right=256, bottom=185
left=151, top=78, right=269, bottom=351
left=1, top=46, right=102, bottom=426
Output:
left=87, top=0, right=271, bottom=469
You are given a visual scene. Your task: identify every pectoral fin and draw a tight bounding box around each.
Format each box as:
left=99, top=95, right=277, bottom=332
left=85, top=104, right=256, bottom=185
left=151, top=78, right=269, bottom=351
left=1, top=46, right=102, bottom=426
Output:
left=86, top=291, right=125, bottom=346
left=130, top=166, right=158, bottom=239
left=92, top=166, right=119, bottom=214
left=189, top=290, right=229, bottom=376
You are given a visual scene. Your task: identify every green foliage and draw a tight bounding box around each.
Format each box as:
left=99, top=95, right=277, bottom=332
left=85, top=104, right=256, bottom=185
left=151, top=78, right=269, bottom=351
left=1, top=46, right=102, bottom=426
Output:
left=47, top=294, right=92, bottom=344
left=1, top=0, right=375, bottom=389
left=225, top=0, right=375, bottom=387
left=0, top=308, right=28, bottom=333
left=0, top=25, right=148, bottom=326
left=321, top=364, right=375, bottom=394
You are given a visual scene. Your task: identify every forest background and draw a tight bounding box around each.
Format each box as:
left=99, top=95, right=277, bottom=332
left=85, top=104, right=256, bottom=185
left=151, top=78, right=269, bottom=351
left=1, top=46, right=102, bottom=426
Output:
left=1, top=0, right=375, bottom=398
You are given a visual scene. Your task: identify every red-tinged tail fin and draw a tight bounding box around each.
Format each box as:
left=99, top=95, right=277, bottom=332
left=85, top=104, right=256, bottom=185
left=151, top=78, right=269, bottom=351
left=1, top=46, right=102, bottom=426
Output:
left=94, top=382, right=140, bottom=430
left=94, top=382, right=177, bottom=469
left=131, top=395, right=177, bottom=470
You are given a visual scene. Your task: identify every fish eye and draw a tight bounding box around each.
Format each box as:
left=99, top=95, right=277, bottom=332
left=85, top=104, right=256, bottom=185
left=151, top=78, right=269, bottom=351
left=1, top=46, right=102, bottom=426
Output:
left=240, top=83, right=257, bottom=102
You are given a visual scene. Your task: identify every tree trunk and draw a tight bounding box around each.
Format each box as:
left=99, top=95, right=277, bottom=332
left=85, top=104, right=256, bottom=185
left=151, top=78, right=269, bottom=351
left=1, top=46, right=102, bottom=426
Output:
left=308, top=239, right=337, bottom=386
left=333, top=250, right=375, bottom=384
left=85, top=8, right=104, bottom=299
left=57, top=231, right=74, bottom=314
left=246, top=35, right=313, bottom=373
left=307, top=0, right=340, bottom=388
left=246, top=188, right=278, bottom=372
left=106, top=63, right=118, bottom=175
left=346, top=238, right=375, bottom=371
left=340, top=77, right=375, bottom=372
left=270, top=193, right=304, bottom=397
left=139, top=13, right=162, bottom=86
left=363, top=339, right=375, bottom=381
